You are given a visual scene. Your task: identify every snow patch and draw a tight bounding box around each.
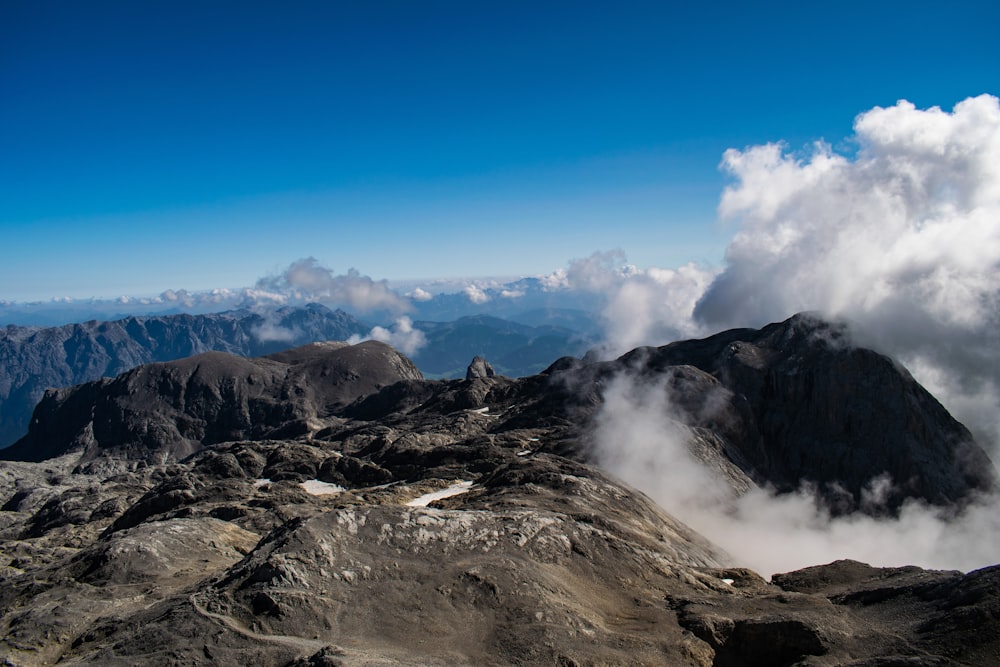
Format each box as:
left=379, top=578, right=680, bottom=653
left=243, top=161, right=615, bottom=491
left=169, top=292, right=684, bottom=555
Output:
left=253, top=479, right=272, bottom=488
left=405, top=481, right=474, bottom=507
left=300, top=479, right=346, bottom=496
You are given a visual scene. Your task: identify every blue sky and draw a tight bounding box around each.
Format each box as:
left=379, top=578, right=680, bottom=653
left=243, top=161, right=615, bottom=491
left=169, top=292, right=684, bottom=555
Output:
left=2, top=0, right=997, bottom=301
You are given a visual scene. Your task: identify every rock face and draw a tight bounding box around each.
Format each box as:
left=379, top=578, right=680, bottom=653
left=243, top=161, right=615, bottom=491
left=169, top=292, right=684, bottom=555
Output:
left=0, top=313, right=998, bottom=665
left=5, top=313, right=994, bottom=509
left=465, top=355, right=496, bottom=379
left=0, top=304, right=369, bottom=448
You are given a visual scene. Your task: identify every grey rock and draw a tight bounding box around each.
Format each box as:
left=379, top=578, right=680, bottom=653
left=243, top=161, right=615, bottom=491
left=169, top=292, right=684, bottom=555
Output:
left=507, top=313, right=997, bottom=512
left=465, top=355, right=496, bottom=380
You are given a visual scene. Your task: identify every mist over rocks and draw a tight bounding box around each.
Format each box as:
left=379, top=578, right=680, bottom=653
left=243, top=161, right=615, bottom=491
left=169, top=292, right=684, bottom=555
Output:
left=600, top=312, right=996, bottom=512
left=1, top=313, right=999, bottom=664
left=5, top=313, right=993, bottom=512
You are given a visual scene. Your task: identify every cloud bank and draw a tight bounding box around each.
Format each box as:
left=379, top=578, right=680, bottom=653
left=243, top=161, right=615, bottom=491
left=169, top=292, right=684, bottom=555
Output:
left=552, top=96, right=999, bottom=451
left=540, top=250, right=717, bottom=355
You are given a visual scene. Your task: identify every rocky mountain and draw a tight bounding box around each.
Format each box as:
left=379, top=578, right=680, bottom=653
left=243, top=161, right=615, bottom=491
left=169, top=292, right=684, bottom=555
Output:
left=0, top=304, right=370, bottom=449
left=1, top=314, right=998, bottom=665
left=0, top=306, right=592, bottom=451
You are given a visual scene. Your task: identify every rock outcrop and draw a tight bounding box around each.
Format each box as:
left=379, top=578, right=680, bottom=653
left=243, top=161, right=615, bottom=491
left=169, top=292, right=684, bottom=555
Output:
left=465, top=355, right=496, bottom=379
left=6, top=314, right=995, bottom=511
left=513, top=312, right=996, bottom=512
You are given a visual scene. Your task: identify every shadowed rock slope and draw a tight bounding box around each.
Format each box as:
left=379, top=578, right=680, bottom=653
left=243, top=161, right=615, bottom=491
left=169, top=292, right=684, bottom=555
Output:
left=1, top=315, right=998, bottom=665
left=2, top=340, right=421, bottom=463
left=0, top=304, right=369, bottom=448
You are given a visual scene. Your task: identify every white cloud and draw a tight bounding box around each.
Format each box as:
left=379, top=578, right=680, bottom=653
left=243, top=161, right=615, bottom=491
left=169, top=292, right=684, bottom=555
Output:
left=549, top=250, right=717, bottom=356
left=348, top=316, right=427, bottom=356
left=463, top=284, right=490, bottom=304
left=251, top=321, right=299, bottom=344
left=407, top=287, right=433, bottom=302
left=538, top=267, right=570, bottom=291
left=569, top=96, right=1000, bottom=577
left=256, top=257, right=410, bottom=314
left=694, top=94, right=1000, bottom=451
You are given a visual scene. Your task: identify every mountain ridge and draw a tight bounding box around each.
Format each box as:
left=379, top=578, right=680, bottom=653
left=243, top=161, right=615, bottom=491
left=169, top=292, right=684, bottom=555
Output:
left=0, top=305, right=594, bottom=449
left=0, top=304, right=369, bottom=448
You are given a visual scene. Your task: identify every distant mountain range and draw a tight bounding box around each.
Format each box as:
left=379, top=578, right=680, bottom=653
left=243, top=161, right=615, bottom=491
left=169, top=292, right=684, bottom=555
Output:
left=0, top=275, right=604, bottom=327
left=0, top=304, right=594, bottom=448
left=412, top=314, right=592, bottom=378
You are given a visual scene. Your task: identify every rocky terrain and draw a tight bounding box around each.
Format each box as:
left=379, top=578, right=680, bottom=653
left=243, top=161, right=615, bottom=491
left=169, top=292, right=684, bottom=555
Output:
left=1, top=313, right=998, bottom=665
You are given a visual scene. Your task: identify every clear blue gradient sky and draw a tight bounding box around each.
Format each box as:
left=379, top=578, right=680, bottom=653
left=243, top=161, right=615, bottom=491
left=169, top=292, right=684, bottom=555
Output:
left=2, top=0, right=997, bottom=301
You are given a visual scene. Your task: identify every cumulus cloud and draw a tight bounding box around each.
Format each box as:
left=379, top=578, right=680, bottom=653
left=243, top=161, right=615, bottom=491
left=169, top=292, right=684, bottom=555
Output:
left=592, top=373, right=1000, bottom=576
left=407, top=287, right=433, bottom=302
left=255, top=258, right=410, bottom=314
left=348, top=316, right=427, bottom=356
left=691, top=94, right=1000, bottom=450
left=463, top=284, right=491, bottom=304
